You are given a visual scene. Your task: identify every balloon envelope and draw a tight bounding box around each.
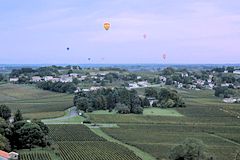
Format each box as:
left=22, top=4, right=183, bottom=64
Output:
left=104, top=22, right=110, bottom=30
left=67, top=47, right=69, bottom=50
left=163, top=54, right=166, bottom=60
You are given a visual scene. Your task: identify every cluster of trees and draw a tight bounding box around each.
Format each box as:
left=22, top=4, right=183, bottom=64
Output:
left=212, top=66, right=235, bottom=73
left=0, top=104, right=50, bottom=151
left=74, top=88, right=149, bottom=114
left=169, top=138, right=214, bottom=160
left=214, top=86, right=235, bottom=98
left=37, top=81, right=77, bottom=93
left=9, top=65, right=82, bottom=78
left=145, top=88, right=186, bottom=108
left=0, top=73, right=6, bottom=82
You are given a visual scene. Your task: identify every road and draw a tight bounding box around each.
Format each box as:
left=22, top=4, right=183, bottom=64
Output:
left=42, top=106, right=79, bottom=124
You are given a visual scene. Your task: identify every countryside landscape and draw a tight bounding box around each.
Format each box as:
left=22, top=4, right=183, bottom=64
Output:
left=0, top=64, right=240, bottom=160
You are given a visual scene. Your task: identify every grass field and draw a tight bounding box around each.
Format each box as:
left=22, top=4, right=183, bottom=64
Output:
left=143, top=108, right=183, bottom=116
left=48, top=124, right=141, bottom=160
left=0, top=83, right=73, bottom=119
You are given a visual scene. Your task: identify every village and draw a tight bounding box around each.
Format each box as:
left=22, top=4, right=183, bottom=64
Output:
left=5, top=66, right=240, bottom=104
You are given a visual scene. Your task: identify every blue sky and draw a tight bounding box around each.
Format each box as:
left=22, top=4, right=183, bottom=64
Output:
left=0, top=0, right=240, bottom=64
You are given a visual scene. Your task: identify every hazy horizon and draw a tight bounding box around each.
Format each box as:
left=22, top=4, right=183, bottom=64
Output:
left=1, top=0, right=240, bottom=64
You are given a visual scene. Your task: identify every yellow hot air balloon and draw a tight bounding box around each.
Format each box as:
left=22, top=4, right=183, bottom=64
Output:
left=104, top=22, right=110, bottom=31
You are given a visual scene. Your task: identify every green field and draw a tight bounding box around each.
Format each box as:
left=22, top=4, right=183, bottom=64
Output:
left=89, top=88, right=240, bottom=160
left=143, top=108, right=183, bottom=116
left=48, top=124, right=141, bottom=160
left=0, top=83, right=73, bottom=119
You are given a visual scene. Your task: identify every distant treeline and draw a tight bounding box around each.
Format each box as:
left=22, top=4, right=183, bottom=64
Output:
left=37, top=81, right=77, bottom=93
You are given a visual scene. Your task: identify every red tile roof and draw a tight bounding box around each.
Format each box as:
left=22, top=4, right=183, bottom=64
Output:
left=0, top=150, right=10, bottom=158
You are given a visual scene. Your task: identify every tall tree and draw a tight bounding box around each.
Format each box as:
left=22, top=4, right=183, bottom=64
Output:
left=169, top=138, right=213, bottom=160
left=0, top=105, right=11, bottom=120
left=14, top=109, right=23, bottom=122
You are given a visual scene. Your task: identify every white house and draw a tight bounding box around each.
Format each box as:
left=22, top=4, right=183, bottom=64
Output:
left=44, top=76, right=53, bottom=81
left=70, top=73, right=78, bottom=78
left=90, top=86, right=101, bottom=91
left=137, top=81, right=149, bottom=87
left=129, top=83, right=139, bottom=88
left=137, top=76, right=142, bottom=80
left=0, top=150, right=18, bottom=160
left=82, top=89, right=90, bottom=92
left=51, top=78, right=60, bottom=82
left=223, top=98, right=237, bottom=103
left=233, top=70, right=240, bottom=74
left=60, top=76, right=73, bottom=83
left=178, top=83, right=183, bottom=88
left=221, top=83, right=230, bottom=87
left=159, top=76, right=167, bottom=82
left=9, top=78, right=19, bottom=82
left=31, top=76, right=42, bottom=82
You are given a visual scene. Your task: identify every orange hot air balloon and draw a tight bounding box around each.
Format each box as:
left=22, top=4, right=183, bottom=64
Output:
left=104, top=22, right=110, bottom=31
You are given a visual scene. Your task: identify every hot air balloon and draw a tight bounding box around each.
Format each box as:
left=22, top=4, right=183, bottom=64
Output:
left=67, top=47, right=70, bottom=51
left=162, top=54, right=166, bottom=60
left=88, top=58, right=91, bottom=61
left=104, top=22, right=110, bottom=31
left=143, top=34, right=147, bottom=39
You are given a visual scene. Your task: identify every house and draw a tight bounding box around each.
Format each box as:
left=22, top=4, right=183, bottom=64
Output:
left=82, top=89, right=90, bottom=92
left=74, top=87, right=81, bottom=93
left=31, top=76, right=42, bottom=82
left=51, top=78, right=60, bottom=83
left=159, top=76, right=167, bottom=82
left=196, top=79, right=205, bottom=85
left=233, top=70, right=240, bottom=74
left=78, top=75, right=87, bottom=81
left=189, top=85, right=196, bottom=90
left=44, top=76, right=53, bottom=81
left=90, top=86, right=101, bottom=91
left=177, top=83, right=183, bottom=88
left=0, top=150, right=18, bottom=160
left=9, top=78, right=19, bottom=82
left=208, top=83, right=215, bottom=89
left=137, top=81, right=149, bottom=87
left=223, top=98, right=237, bottom=103
left=69, top=73, right=78, bottom=78
left=137, top=76, right=142, bottom=80
left=60, top=75, right=73, bottom=83
left=221, top=83, right=230, bottom=87
left=224, top=70, right=228, bottom=73
left=129, top=83, right=139, bottom=89
left=181, top=73, right=189, bottom=77
left=147, top=97, right=159, bottom=106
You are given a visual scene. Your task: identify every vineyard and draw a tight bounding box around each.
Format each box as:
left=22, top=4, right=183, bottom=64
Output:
left=48, top=124, right=141, bottom=160
left=48, top=124, right=105, bottom=141
left=58, top=141, right=141, bottom=160
left=19, top=151, right=53, bottom=160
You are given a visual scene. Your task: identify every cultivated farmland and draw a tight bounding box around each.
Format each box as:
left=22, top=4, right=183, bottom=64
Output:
left=0, top=83, right=73, bottom=119
left=48, top=124, right=141, bottom=160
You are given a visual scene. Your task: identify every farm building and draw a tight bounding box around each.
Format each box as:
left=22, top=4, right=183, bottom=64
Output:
left=31, top=76, right=42, bottom=82
left=0, top=150, right=18, bottom=160
left=9, top=78, right=19, bottom=82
